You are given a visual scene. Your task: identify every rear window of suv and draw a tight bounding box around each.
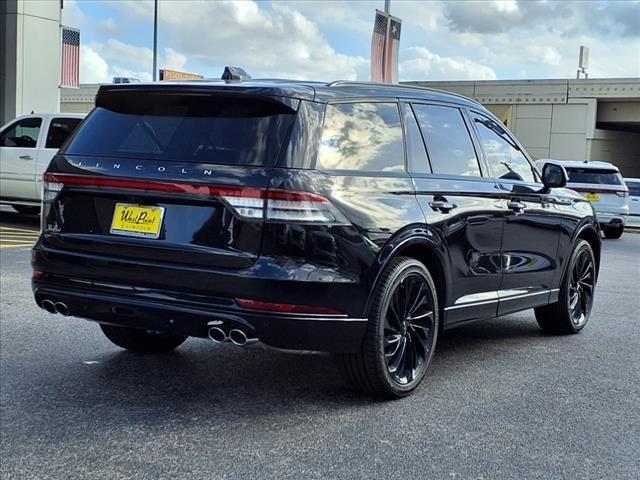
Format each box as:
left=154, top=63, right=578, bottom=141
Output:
left=566, top=168, right=623, bottom=185
left=64, top=93, right=295, bottom=166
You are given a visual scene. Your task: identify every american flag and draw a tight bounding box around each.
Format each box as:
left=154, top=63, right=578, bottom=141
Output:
left=61, top=27, right=80, bottom=88
left=370, top=11, right=388, bottom=83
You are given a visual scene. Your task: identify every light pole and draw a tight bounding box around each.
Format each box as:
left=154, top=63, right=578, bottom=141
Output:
left=152, top=0, right=158, bottom=81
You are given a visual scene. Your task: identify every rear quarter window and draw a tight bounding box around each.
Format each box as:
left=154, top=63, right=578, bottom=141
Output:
left=317, top=102, right=404, bottom=173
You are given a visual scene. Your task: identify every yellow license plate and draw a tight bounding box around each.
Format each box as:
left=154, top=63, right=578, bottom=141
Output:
left=585, top=193, right=600, bottom=202
left=110, top=204, right=165, bottom=239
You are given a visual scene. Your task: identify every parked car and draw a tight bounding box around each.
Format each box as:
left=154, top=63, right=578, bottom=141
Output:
left=624, top=178, right=640, bottom=228
left=0, top=113, right=84, bottom=214
left=535, top=159, right=629, bottom=239
left=32, top=80, right=601, bottom=398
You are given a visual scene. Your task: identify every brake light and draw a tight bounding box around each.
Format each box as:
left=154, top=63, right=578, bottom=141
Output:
left=42, top=174, right=347, bottom=224
left=236, top=298, right=344, bottom=315
left=616, top=189, right=629, bottom=197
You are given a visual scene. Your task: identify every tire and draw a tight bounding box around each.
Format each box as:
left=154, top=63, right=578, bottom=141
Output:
left=603, top=226, right=623, bottom=239
left=100, top=324, right=187, bottom=353
left=337, top=257, right=439, bottom=398
left=12, top=205, right=40, bottom=215
left=535, top=240, right=596, bottom=335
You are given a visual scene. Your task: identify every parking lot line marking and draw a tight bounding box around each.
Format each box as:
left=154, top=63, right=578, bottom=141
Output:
left=0, top=243, right=33, bottom=249
left=0, top=226, right=40, bottom=234
left=0, top=238, right=36, bottom=242
left=0, top=231, right=40, bottom=236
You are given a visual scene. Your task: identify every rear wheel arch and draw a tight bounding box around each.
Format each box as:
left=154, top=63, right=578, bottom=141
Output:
left=366, top=237, right=448, bottom=329
left=576, top=225, right=601, bottom=278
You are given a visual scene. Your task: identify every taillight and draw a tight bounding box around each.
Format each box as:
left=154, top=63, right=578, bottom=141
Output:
left=236, top=298, right=344, bottom=315
left=41, top=174, right=348, bottom=224
left=43, top=174, right=64, bottom=202
left=616, top=189, right=629, bottom=197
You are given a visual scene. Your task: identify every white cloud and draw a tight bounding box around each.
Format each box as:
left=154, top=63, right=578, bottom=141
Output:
left=400, top=47, right=497, bottom=81
left=61, top=0, right=84, bottom=29
left=80, top=45, right=110, bottom=83
left=113, top=0, right=367, bottom=80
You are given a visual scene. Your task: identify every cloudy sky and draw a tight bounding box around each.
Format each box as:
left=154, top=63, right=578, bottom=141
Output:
left=63, top=0, right=640, bottom=84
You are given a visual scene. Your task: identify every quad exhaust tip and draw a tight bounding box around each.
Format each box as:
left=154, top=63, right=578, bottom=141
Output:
left=208, top=326, right=227, bottom=344
left=41, top=299, right=56, bottom=314
left=40, top=299, right=70, bottom=316
left=229, top=329, right=257, bottom=346
left=54, top=302, right=70, bottom=316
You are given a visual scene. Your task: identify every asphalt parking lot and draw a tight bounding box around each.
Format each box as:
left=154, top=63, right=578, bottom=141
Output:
left=1, top=206, right=639, bottom=480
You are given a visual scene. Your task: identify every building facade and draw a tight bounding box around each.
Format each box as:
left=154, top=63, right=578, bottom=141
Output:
left=1, top=0, right=63, bottom=125
left=407, top=79, right=640, bottom=176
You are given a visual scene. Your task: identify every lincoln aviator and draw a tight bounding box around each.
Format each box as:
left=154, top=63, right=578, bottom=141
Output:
left=32, top=79, right=601, bottom=398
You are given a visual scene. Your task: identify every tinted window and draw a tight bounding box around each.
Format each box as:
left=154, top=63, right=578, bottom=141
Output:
left=46, top=118, right=82, bottom=149
left=317, top=102, right=404, bottom=172
left=627, top=181, right=640, bottom=197
left=0, top=117, right=42, bottom=148
left=65, top=95, right=294, bottom=166
left=472, top=114, right=536, bottom=183
left=566, top=168, right=623, bottom=185
left=412, top=104, right=481, bottom=177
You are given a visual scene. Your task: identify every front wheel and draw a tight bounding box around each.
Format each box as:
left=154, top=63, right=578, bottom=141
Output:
left=100, top=324, right=187, bottom=353
left=535, top=240, right=596, bottom=334
left=337, top=257, right=439, bottom=398
left=603, top=226, right=623, bottom=239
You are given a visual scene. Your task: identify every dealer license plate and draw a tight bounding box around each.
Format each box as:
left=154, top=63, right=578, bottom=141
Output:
left=585, top=193, right=600, bottom=202
left=110, top=203, right=165, bottom=239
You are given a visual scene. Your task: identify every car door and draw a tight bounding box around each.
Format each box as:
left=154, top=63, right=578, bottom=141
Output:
left=0, top=116, right=42, bottom=200
left=468, top=110, right=563, bottom=315
left=407, top=102, right=505, bottom=326
left=35, top=117, right=83, bottom=198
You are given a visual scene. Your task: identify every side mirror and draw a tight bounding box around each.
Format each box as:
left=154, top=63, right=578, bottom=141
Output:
left=541, top=163, right=568, bottom=191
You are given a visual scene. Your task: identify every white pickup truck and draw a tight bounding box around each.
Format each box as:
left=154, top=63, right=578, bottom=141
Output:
left=0, top=113, right=84, bottom=214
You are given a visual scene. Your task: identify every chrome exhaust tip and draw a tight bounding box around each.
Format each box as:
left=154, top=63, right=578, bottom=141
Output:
left=54, top=302, right=70, bottom=316
left=207, top=326, right=227, bottom=344
left=229, top=329, right=257, bottom=346
left=41, top=299, right=56, bottom=314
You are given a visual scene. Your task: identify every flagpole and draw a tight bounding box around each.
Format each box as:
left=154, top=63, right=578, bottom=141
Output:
left=152, top=0, right=158, bottom=81
left=384, top=0, right=390, bottom=13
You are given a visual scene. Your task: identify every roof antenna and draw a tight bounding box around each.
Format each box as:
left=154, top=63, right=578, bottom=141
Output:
left=222, top=66, right=251, bottom=82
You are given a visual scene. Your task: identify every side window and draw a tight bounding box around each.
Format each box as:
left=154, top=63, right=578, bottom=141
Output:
left=45, top=118, right=82, bottom=149
left=0, top=117, right=42, bottom=148
left=412, top=104, right=481, bottom=177
left=402, top=104, right=430, bottom=173
left=317, top=102, right=404, bottom=172
left=472, top=113, right=536, bottom=183
left=627, top=182, right=640, bottom=197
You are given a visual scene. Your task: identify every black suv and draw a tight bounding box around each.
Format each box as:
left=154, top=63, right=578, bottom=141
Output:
left=32, top=80, right=600, bottom=397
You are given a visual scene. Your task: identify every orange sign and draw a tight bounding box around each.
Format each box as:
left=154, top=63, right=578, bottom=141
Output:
left=159, top=69, right=204, bottom=81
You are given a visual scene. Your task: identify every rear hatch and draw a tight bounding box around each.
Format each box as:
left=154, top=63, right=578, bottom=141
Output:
left=565, top=166, right=628, bottom=212
left=41, top=86, right=298, bottom=269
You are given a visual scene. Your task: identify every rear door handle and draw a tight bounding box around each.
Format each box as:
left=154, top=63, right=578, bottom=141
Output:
left=429, top=199, right=457, bottom=213
left=507, top=201, right=526, bottom=212
left=19, top=155, right=33, bottom=160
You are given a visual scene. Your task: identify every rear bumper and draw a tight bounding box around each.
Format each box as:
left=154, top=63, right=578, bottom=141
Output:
left=31, top=245, right=369, bottom=353
left=596, top=212, right=628, bottom=227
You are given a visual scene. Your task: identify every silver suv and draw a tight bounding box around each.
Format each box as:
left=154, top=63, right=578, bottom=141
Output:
left=535, top=160, right=629, bottom=239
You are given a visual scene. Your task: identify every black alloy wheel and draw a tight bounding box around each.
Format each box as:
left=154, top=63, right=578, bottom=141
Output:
left=535, top=240, right=596, bottom=334
left=337, top=257, right=439, bottom=398
left=383, top=272, right=436, bottom=385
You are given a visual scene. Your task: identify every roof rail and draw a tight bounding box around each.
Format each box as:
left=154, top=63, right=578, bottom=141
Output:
left=326, top=80, right=480, bottom=105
